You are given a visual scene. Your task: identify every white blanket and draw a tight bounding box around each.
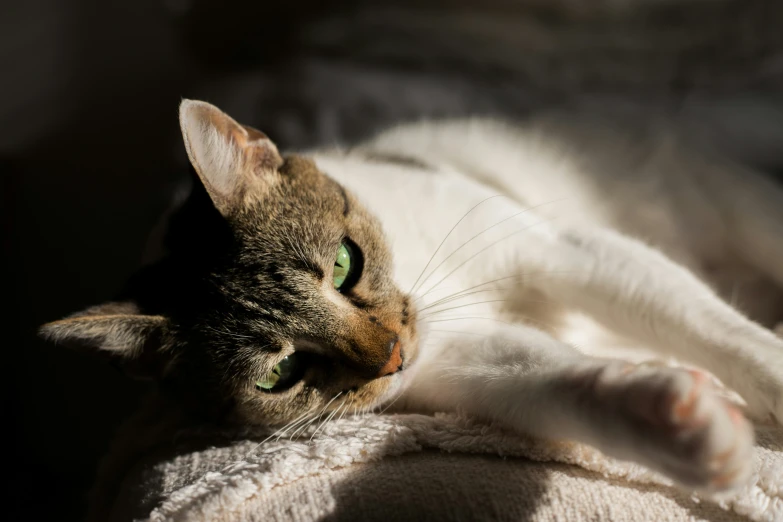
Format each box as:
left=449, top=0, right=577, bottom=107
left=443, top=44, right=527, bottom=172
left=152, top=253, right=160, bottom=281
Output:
left=90, top=317, right=783, bottom=522
left=98, top=409, right=783, bottom=522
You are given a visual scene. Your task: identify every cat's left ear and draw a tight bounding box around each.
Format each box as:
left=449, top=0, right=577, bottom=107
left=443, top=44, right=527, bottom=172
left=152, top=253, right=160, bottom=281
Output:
left=178, top=99, right=284, bottom=216
left=39, top=302, right=173, bottom=379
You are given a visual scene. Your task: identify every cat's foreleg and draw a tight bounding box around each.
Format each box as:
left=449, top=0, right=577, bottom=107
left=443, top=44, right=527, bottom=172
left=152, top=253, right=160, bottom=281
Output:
left=401, top=322, right=753, bottom=491
left=524, top=226, right=783, bottom=423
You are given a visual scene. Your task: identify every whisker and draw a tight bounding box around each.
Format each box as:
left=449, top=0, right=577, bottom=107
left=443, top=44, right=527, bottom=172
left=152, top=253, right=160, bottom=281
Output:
left=337, top=401, right=352, bottom=423
left=408, top=195, right=505, bottom=295
left=421, top=297, right=558, bottom=320
left=418, top=274, right=527, bottom=309
left=417, top=269, right=578, bottom=312
left=277, top=411, right=321, bottom=442
left=379, top=395, right=400, bottom=415
left=339, top=400, right=351, bottom=421
left=378, top=383, right=411, bottom=415
left=413, top=198, right=567, bottom=299
left=223, top=408, right=316, bottom=470
left=420, top=299, right=513, bottom=319
left=288, top=412, right=323, bottom=442
left=252, top=409, right=314, bottom=449
left=424, top=314, right=563, bottom=334
left=290, top=392, right=343, bottom=441
left=426, top=329, right=493, bottom=337
left=422, top=316, right=513, bottom=326
left=419, top=288, right=510, bottom=311
left=310, top=400, right=345, bottom=442
left=418, top=217, right=558, bottom=299
left=308, top=411, right=334, bottom=443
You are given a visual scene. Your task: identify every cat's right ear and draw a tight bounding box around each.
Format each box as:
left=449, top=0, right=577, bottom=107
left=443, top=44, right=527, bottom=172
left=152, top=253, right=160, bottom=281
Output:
left=178, top=99, right=284, bottom=216
left=39, top=302, right=173, bottom=379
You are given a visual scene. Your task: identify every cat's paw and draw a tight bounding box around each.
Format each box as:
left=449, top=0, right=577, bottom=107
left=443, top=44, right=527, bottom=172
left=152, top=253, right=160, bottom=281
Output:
left=587, top=363, right=755, bottom=492
left=774, top=323, right=783, bottom=339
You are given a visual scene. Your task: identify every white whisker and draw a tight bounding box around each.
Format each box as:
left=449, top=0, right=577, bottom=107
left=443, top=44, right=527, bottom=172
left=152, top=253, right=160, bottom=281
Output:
left=252, top=409, right=313, bottom=449
left=289, top=392, right=343, bottom=441
left=418, top=274, right=526, bottom=309
left=419, top=299, right=512, bottom=319
left=419, top=217, right=559, bottom=299
left=417, top=270, right=577, bottom=313
left=409, top=195, right=505, bottom=295
left=379, top=391, right=404, bottom=415
left=426, top=329, right=492, bottom=337
left=287, top=413, right=322, bottom=442
left=310, top=400, right=346, bottom=442
left=337, top=400, right=352, bottom=423
left=274, top=409, right=323, bottom=442
left=413, top=198, right=567, bottom=298
left=423, top=316, right=512, bottom=326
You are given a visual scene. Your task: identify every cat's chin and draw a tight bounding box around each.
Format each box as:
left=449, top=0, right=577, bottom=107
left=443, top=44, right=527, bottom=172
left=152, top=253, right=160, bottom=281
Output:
left=375, top=377, right=405, bottom=410
left=375, top=354, right=421, bottom=407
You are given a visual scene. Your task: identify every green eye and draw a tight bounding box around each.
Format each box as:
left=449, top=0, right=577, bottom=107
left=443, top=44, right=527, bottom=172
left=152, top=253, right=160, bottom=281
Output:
left=333, top=242, right=353, bottom=290
left=255, top=355, right=301, bottom=392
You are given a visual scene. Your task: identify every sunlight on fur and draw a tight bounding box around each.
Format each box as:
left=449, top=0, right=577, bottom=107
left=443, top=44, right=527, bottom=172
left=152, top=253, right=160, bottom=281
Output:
left=41, top=99, right=783, bottom=495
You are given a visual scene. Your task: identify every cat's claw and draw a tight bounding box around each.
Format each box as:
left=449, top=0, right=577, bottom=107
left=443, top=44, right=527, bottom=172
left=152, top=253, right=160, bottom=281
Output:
left=589, top=363, right=755, bottom=492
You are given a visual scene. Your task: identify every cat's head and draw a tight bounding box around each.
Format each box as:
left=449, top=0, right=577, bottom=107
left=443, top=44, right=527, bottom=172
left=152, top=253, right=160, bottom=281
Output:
left=40, top=100, right=419, bottom=426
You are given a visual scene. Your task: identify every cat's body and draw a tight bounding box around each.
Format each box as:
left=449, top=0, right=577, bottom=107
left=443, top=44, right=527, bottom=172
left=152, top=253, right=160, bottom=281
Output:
left=42, top=101, right=783, bottom=495
left=312, top=113, right=783, bottom=488
left=325, top=114, right=783, bottom=327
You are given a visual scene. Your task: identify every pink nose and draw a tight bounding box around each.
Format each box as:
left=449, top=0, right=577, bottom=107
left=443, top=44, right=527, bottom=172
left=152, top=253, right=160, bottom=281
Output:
left=375, top=340, right=402, bottom=378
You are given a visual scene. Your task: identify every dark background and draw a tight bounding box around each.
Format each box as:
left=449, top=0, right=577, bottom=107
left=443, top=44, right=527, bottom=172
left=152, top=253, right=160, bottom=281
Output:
left=4, top=1, right=783, bottom=520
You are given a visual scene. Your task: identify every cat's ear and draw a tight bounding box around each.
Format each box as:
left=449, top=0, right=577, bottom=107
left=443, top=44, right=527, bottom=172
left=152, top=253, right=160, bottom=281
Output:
left=39, top=302, right=173, bottom=379
left=178, top=99, right=284, bottom=215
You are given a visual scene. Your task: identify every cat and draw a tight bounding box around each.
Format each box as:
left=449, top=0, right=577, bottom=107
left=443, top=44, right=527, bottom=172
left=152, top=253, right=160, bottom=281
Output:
left=41, top=99, right=783, bottom=493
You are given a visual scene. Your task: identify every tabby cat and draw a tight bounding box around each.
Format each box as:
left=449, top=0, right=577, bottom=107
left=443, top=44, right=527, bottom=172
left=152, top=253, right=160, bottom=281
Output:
left=41, top=100, right=783, bottom=492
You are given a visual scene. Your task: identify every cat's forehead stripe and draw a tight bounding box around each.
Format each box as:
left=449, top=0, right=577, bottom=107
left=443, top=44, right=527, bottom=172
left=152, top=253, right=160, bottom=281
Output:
left=318, top=173, right=350, bottom=217
left=362, top=150, right=434, bottom=171
left=336, top=181, right=350, bottom=217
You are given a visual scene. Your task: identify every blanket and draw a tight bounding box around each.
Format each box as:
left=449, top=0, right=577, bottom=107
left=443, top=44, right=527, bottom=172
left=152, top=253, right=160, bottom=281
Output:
left=89, top=315, right=783, bottom=522
left=97, top=409, right=783, bottom=521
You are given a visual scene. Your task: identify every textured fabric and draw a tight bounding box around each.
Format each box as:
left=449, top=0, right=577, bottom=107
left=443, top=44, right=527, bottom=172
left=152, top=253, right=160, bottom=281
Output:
left=102, top=411, right=783, bottom=522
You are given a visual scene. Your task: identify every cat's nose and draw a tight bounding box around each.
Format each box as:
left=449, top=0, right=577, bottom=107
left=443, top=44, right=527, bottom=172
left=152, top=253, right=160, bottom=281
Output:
left=375, top=339, right=402, bottom=378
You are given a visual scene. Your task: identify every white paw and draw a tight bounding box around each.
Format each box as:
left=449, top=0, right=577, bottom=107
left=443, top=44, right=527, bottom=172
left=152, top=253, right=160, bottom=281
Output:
left=581, top=363, right=755, bottom=492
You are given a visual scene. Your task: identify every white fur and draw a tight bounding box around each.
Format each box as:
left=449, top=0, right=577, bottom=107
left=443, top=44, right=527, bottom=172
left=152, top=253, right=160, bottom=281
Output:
left=308, top=115, right=783, bottom=491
